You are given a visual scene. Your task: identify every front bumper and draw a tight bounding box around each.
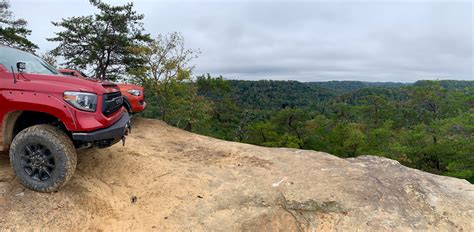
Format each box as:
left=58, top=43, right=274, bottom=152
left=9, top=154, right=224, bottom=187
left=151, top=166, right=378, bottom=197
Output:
left=72, top=113, right=131, bottom=148
left=135, top=101, right=147, bottom=113
left=131, top=99, right=147, bottom=114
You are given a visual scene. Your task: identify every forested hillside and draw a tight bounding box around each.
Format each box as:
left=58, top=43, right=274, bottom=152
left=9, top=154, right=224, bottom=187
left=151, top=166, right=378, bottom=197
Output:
left=309, top=81, right=408, bottom=93
left=142, top=79, right=474, bottom=183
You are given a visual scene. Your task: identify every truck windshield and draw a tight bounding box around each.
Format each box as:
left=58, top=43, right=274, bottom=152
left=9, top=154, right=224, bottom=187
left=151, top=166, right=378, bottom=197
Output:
left=0, top=46, right=59, bottom=75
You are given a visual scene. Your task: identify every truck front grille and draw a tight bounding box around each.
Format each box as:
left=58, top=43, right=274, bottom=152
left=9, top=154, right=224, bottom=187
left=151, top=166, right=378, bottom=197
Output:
left=102, top=92, right=123, bottom=117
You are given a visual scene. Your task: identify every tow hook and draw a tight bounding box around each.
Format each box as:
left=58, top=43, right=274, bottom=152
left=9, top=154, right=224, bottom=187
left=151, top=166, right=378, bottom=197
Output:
left=127, top=121, right=132, bottom=134
left=122, top=120, right=131, bottom=146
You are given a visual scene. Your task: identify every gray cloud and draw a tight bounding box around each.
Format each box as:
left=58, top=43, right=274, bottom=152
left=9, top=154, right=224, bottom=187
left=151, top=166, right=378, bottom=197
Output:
left=11, top=0, right=473, bottom=82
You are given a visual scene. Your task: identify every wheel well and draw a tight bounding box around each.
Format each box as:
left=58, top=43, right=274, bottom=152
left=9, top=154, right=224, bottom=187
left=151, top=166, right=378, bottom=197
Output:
left=4, top=111, right=69, bottom=148
left=123, top=98, right=132, bottom=113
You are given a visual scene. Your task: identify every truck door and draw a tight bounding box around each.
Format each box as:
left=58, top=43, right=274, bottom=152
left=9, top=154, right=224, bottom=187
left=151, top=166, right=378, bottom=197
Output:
left=0, top=63, right=8, bottom=151
left=0, top=50, right=18, bottom=151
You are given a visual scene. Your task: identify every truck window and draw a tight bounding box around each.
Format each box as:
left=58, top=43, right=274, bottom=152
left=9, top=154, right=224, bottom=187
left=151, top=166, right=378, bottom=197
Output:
left=80, top=71, right=89, bottom=78
left=0, top=46, right=59, bottom=75
left=61, top=71, right=75, bottom=76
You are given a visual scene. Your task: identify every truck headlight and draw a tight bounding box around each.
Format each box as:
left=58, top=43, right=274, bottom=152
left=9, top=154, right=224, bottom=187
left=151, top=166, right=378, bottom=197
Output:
left=127, top=89, right=141, bottom=96
left=63, top=91, right=97, bottom=112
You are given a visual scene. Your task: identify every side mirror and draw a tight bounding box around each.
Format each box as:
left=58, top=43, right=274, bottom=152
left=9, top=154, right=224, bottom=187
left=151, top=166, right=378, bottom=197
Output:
left=16, top=62, right=26, bottom=73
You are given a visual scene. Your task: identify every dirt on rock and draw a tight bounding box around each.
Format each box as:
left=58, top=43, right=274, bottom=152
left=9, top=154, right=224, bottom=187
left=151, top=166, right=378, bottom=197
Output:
left=0, top=118, right=473, bottom=231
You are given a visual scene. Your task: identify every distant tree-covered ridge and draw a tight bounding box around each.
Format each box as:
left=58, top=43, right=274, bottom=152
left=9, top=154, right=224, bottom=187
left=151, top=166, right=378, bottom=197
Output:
left=227, top=80, right=334, bottom=110
left=309, top=81, right=408, bottom=93
left=414, top=80, right=474, bottom=90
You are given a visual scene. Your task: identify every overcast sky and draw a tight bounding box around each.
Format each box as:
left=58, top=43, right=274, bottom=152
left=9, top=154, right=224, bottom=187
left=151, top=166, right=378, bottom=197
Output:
left=10, top=0, right=474, bottom=82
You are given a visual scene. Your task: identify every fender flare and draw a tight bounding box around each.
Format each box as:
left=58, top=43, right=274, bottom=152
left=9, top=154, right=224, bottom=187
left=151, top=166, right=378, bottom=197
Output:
left=0, top=92, right=76, bottom=149
left=122, top=96, right=133, bottom=114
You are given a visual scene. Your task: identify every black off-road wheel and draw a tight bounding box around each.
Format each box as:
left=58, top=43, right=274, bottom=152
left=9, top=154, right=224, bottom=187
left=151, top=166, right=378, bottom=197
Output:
left=9, top=125, right=77, bottom=192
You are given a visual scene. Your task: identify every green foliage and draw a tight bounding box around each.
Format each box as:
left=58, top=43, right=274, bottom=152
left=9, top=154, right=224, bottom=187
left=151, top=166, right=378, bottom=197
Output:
left=245, top=121, right=279, bottom=147
left=228, top=80, right=333, bottom=111
left=310, top=81, right=408, bottom=93
left=414, top=80, right=474, bottom=90
left=0, top=0, right=37, bottom=52
left=327, top=123, right=366, bottom=157
left=196, top=74, right=243, bottom=140
left=40, top=51, right=57, bottom=67
left=48, top=0, right=150, bottom=81
left=134, top=33, right=208, bottom=132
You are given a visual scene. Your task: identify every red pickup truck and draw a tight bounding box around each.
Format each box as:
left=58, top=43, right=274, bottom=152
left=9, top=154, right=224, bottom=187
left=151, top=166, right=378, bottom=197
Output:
left=0, top=46, right=130, bottom=192
left=59, top=69, right=146, bottom=114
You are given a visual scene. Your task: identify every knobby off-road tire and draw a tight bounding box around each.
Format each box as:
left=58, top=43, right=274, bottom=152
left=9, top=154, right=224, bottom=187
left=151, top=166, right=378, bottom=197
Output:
left=9, top=125, right=77, bottom=192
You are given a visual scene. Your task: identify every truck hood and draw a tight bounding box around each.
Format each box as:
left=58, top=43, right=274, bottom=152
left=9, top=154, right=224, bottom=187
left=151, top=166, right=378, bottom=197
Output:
left=116, top=83, right=144, bottom=91
left=32, top=74, right=120, bottom=94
